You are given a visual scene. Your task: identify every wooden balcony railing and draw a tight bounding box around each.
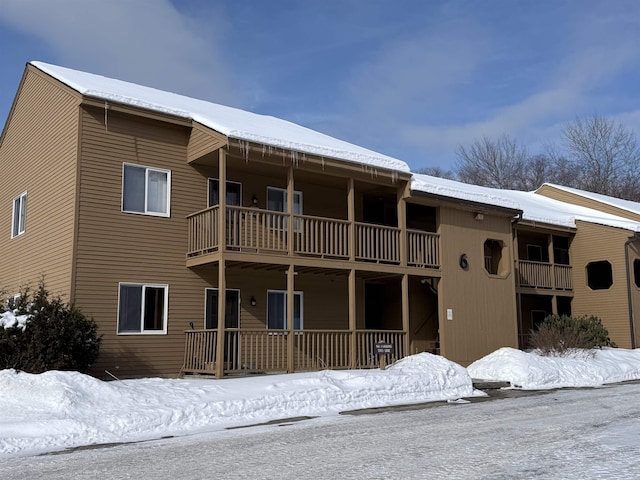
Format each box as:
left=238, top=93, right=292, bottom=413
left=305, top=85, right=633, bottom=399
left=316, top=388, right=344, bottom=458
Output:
left=553, top=264, right=573, bottom=290
left=294, top=215, right=349, bottom=258
left=294, top=330, right=352, bottom=370
left=227, top=206, right=289, bottom=252
left=182, top=329, right=407, bottom=375
left=182, top=329, right=218, bottom=372
left=516, top=260, right=572, bottom=290
left=187, top=206, right=440, bottom=269
left=355, top=222, right=400, bottom=263
left=407, top=229, right=440, bottom=268
left=355, top=330, right=405, bottom=368
left=187, top=206, right=219, bottom=257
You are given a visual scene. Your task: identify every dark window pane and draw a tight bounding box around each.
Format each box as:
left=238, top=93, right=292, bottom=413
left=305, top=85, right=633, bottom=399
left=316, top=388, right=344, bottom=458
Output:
left=586, top=261, right=613, bottom=290
left=267, top=188, right=285, bottom=212
left=267, top=292, right=285, bottom=329
left=123, top=165, right=145, bottom=212
left=208, top=179, right=219, bottom=207
left=12, top=197, right=21, bottom=237
left=118, top=285, right=142, bottom=332
left=144, top=287, right=165, bottom=330
left=294, top=294, right=302, bottom=330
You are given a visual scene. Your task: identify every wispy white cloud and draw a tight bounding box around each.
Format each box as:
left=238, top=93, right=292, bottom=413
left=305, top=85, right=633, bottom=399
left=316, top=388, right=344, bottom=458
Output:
left=378, top=0, right=640, bottom=169
left=0, top=0, right=241, bottom=106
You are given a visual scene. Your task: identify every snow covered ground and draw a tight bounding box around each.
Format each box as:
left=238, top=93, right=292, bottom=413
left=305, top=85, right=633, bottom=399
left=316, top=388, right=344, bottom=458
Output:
left=2, top=348, right=640, bottom=459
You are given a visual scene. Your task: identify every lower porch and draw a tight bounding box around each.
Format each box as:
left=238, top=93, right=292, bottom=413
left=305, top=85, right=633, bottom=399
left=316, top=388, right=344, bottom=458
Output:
left=181, top=263, right=440, bottom=377
left=181, top=329, right=411, bottom=375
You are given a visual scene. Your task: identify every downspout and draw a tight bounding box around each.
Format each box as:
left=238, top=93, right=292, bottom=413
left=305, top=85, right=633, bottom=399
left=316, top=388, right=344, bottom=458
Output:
left=624, top=233, right=639, bottom=349
left=512, top=212, right=523, bottom=348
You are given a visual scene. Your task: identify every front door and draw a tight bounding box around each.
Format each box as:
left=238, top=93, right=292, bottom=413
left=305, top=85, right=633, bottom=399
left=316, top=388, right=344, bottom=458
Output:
left=205, top=289, right=240, bottom=368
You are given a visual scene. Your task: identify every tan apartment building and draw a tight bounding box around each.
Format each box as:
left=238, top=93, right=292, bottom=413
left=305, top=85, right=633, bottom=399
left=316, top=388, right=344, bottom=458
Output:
left=534, top=184, right=640, bottom=348
left=411, top=177, right=640, bottom=350
left=0, top=62, right=522, bottom=378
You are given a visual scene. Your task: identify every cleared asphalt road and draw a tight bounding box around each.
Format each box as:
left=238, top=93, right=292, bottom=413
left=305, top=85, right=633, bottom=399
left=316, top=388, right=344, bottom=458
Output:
left=2, top=383, right=640, bottom=479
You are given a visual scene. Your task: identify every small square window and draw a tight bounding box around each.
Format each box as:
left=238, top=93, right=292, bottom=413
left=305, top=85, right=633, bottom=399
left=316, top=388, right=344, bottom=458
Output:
left=122, top=164, right=170, bottom=216
left=117, top=283, right=168, bottom=334
left=11, top=192, right=27, bottom=238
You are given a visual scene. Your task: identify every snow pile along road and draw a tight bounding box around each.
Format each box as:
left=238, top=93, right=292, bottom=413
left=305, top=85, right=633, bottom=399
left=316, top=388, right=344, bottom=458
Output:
left=467, top=347, right=640, bottom=389
left=0, top=353, right=479, bottom=457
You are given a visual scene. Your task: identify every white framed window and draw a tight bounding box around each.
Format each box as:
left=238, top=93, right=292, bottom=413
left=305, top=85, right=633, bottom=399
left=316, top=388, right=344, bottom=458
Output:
left=117, top=283, right=168, bottom=334
left=267, top=186, right=302, bottom=231
left=267, top=187, right=302, bottom=214
left=267, top=290, right=303, bottom=330
left=122, top=164, right=170, bottom=216
left=208, top=178, right=242, bottom=207
left=11, top=191, right=27, bottom=238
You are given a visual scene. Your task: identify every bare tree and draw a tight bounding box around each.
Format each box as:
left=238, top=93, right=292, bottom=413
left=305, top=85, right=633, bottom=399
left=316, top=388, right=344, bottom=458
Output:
left=415, top=166, right=456, bottom=180
left=561, top=115, right=640, bottom=199
left=456, top=135, right=529, bottom=189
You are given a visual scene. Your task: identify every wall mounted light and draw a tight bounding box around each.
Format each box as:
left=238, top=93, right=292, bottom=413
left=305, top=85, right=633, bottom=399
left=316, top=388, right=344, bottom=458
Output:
left=252, top=195, right=259, bottom=206
left=250, top=296, right=257, bottom=307
left=474, top=213, right=484, bottom=221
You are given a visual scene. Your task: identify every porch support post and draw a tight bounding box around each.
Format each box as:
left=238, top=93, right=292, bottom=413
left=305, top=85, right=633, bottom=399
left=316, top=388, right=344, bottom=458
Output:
left=215, top=259, right=226, bottom=379
left=349, top=269, right=357, bottom=368
left=548, top=233, right=555, bottom=290
left=348, top=177, right=355, bottom=262
left=219, top=148, right=227, bottom=252
left=215, top=148, right=228, bottom=379
left=551, top=296, right=558, bottom=316
left=397, top=183, right=407, bottom=267
left=287, top=264, right=295, bottom=373
left=513, top=227, right=520, bottom=288
left=287, top=165, right=294, bottom=256
left=516, top=292, right=523, bottom=348
left=401, top=273, right=410, bottom=357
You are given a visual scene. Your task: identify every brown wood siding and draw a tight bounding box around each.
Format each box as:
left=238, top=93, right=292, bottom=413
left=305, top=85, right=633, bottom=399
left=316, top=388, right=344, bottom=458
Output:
left=537, top=185, right=640, bottom=222
left=437, top=207, right=518, bottom=365
left=195, top=164, right=349, bottom=220
left=0, top=67, right=79, bottom=297
left=193, top=268, right=350, bottom=331
left=187, top=123, right=226, bottom=162
left=627, top=239, right=640, bottom=348
left=74, top=107, right=212, bottom=377
left=570, top=221, right=634, bottom=347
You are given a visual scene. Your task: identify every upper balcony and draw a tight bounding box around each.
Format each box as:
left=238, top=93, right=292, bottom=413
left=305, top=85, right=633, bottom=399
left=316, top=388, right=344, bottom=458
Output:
left=515, top=230, right=573, bottom=292
left=186, top=205, right=440, bottom=270
left=516, top=260, right=572, bottom=291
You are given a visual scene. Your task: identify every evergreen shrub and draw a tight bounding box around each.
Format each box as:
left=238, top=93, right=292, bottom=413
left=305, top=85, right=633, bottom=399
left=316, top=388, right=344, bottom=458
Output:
left=0, top=282, right=101, bottom=373
left=529, top=314, right=615, bottom=356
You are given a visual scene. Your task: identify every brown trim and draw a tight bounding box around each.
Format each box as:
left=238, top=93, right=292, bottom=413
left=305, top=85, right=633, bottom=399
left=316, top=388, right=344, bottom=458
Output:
left=69, top=104, right=83, bottom=303
left=79, top=97, right=192, bottom=127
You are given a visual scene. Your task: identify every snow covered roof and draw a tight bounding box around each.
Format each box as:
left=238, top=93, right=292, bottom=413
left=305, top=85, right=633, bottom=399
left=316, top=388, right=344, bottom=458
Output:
left=503, top=190, right=640, bottom=232
left=410, top=174, right=521, bottom=211
left=411, top=174, right=640, bottom=231
left=30, top=61, right=410, bottom=173
left=538, top=183, right=640, bottom=216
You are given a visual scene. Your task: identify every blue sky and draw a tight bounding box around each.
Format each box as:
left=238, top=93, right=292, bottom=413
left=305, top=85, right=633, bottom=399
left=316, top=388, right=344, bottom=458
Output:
left=1, top=0, right=640, bottom=171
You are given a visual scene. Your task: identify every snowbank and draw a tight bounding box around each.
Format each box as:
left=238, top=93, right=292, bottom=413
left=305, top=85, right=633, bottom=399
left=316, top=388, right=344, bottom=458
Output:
left=0, top=353, right=479, bottom=457
left=468, top=347, right=640, bottom=389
